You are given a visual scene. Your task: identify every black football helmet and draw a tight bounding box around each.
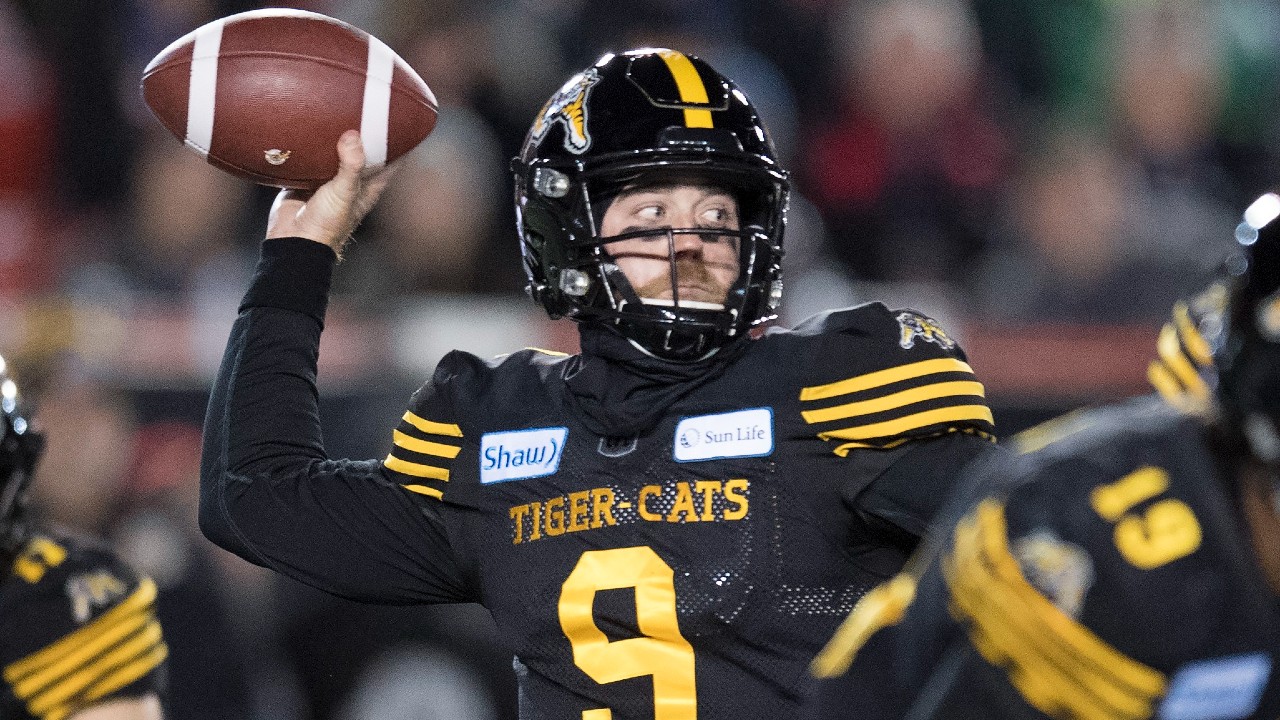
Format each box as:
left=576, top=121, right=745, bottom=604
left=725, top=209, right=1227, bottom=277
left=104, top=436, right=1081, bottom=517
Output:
left=512, top=48, right=789, bottom=361
left=1216, top=192, right=1280, bottom=465
left=0, top=354, right=43, bottom=557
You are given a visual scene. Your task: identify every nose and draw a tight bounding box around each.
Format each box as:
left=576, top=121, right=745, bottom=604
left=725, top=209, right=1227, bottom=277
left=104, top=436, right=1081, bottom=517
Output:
left=670, top=228, right=705, bottom=256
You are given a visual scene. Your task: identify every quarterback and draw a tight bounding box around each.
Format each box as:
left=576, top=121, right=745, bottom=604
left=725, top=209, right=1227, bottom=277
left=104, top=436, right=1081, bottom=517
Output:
left=199, top=49, right=998, bottom=719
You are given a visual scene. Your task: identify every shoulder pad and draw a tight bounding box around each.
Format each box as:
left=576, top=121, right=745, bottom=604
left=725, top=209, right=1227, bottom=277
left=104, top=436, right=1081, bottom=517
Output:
left=772, top=305, right=993, bottom=452
left=944, top=497, right=1170, bottom=718
left=383, top=348, right=570, bottom=500
left=2, top=534, right=167, bottom=717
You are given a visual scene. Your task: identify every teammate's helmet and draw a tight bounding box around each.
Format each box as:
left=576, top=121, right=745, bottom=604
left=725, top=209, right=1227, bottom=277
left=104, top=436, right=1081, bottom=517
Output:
left=1216, top=192, right=1280, bottom=463
left=0, top=355, right=43, bottom=556
left=512, top=48, right=789, bottom=361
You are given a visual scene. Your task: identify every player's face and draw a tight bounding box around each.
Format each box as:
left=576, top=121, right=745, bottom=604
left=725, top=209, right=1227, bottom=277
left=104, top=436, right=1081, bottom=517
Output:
left=601, top=183, right=741, bottom=306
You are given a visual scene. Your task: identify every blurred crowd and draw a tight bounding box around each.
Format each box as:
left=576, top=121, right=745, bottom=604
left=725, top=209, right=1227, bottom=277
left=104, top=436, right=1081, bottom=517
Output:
left=3, top=0, right=1280, bottom=718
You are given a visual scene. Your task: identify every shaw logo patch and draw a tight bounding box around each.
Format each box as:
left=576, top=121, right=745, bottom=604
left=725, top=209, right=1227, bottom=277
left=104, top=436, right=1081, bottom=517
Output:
left=673, top=408, right=773, bottom=463
left=1157, top=653, right=1271, bottom=720
left=480, top=427, right=568, bottom=484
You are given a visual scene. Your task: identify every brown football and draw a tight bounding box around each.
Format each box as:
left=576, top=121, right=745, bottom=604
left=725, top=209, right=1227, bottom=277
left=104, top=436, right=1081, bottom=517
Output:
left=141, top=8, right=438, bottom=189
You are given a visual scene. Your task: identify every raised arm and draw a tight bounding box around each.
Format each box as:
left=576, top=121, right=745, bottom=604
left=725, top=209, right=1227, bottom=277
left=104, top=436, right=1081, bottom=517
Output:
left=198, top=132, right=471, bottom=604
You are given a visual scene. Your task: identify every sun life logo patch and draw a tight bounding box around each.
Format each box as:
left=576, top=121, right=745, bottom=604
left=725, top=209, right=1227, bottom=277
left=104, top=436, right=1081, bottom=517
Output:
left=530, top=68, right=601, bottom=155
left=673, top=408, right=773, bottom=462
left=896, top=311, right=956, bottom=350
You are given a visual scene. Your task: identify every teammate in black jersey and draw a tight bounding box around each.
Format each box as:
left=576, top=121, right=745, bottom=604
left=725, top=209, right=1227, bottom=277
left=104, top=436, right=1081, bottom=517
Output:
left=0, top=355, right=169, bottom=720
left=199, top=49, right=1000, bottom=720
left=808, top=192, right=1280, bottom=719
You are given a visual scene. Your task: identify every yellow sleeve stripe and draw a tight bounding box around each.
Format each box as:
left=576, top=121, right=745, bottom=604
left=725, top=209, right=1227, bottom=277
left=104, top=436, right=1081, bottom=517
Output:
left=4, top=580, right=156, bottom=682
left=1172, top=302, right=1213, bottom=366
left=946, top=501, right=1165, bottom=719
left=1148, top=361, right=1185, bottom=399
left=403, top=484, right=444, bottom=500
left=383, top=454, right=449, bottom=481
left=25, top=621, right=165, bottom=717
left=810, top=574, right=917, bottom=679
left=817, top=405, right=995, bottom=442
left=801, top=381, right=986, bottom=424
left=831, top=426, right=995, bottom=457
left=1157, top=324, right=1206, bottom=394
left=800, top=358, right=976, bottom=402
left=402, top=412, right=462, bottom=438
left=392, top=430, right=460, bottom=459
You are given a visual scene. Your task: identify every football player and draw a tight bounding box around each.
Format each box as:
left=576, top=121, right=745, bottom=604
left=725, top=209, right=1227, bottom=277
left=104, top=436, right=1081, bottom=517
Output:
left=808, top=192, right=1280, bottom=719
left=199, top=49, right=999, bottom=719
left=0, top=356, right=169, bottom=720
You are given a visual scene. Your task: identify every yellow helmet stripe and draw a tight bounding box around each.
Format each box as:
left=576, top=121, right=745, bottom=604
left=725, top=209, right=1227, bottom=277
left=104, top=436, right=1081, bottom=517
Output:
left=657, top=50, right=714, bottom=128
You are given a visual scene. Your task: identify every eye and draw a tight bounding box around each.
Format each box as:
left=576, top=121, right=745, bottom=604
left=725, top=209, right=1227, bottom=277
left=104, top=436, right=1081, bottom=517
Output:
left=699, top=205, right=737, bottom=228
left=635, top=204, right=664, bottom=222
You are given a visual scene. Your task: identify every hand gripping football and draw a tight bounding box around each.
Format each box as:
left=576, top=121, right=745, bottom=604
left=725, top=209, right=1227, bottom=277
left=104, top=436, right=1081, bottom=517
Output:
left=142, top=9, right=438, bottom=189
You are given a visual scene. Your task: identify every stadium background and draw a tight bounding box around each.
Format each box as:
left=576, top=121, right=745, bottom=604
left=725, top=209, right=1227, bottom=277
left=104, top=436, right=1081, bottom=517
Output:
left=1, top=0, right=1277, bottom=717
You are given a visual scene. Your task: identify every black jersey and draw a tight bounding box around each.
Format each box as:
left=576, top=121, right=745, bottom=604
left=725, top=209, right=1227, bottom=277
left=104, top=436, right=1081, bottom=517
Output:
left=1, top=530, right=168, bottom=720
left=201, top=239, right=998, bottom=720
left=810, top=396, right=1280, bottom=720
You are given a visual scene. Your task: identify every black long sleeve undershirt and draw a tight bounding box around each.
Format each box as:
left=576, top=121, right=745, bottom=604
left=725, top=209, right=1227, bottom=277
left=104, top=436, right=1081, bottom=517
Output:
left=198, top=238, right=471, bottom=605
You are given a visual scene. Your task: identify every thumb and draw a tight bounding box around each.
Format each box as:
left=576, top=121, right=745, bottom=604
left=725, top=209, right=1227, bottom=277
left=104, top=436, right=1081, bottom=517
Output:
left=327, top=130, right=367, bottom=205
left=265, top=131, right=370, bottom=248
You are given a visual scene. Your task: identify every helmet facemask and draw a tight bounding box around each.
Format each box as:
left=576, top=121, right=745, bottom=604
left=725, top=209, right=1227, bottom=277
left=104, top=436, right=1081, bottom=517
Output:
left=534, top=163, right=784, bottom=360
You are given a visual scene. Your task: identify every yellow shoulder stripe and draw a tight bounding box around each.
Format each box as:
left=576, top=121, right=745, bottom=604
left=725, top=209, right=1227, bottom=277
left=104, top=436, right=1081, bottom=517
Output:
left=5, top=580, right=156, bottom=681
left=384, top=454, right=450, bottom=481
left=393, top=430, right=461, bottom=459
left=402, top=411, right=462, bottom=438
left=946, top=501, right=1166, bottom=720
left=1148, top=360, right=1187, bottom=405
left=817, top=405, right=995, bottom=442
left=810, top=573, right=917, bottom=679
left=801, top=358, right=975, bottom=402
left=76, top=643, right=169, bottom=713
left=5, top=579, right=167, bottom=720
left=801, top=381, right=985, bottom=424
left=1172, top=302, right=1213, bottom=366
left=1157, top=324, right=1207, bottom=395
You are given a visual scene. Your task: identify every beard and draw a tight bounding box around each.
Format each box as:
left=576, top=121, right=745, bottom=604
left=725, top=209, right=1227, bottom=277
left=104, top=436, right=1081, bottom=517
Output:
left=630, top=256, right=735, bottom=305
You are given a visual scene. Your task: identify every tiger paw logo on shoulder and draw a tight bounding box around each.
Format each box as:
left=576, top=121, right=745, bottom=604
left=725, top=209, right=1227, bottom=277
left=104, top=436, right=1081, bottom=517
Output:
left=896, top=311, right=955, bottom=350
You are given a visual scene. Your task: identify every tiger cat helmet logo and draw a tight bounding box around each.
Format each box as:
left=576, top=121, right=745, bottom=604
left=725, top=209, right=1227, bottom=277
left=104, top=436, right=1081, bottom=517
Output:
left=530, top=68, right=602, bottom=154
left=896, top=311, right=956, bottom=350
